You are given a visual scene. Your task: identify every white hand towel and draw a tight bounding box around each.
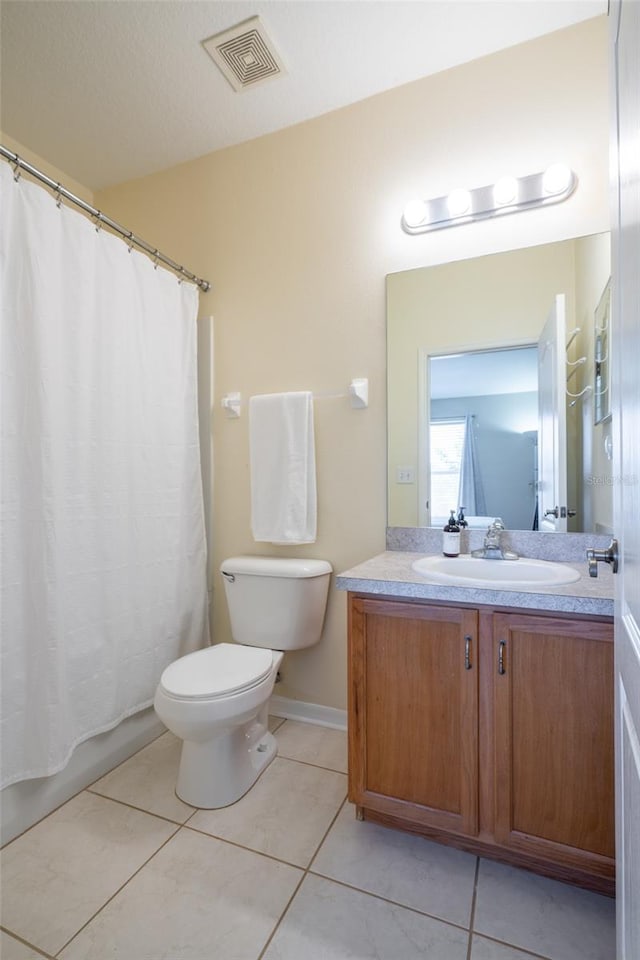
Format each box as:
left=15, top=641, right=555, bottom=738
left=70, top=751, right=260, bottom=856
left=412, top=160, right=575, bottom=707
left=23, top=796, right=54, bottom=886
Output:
left=249, top=391, right=317, bottom=544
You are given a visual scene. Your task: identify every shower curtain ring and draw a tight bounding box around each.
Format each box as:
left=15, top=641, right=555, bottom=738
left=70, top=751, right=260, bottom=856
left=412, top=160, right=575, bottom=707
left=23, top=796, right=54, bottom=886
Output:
left=126, top=232, right=134, bottom=253
left=54, top=184, right=63, bottom=208
left=12, top=156, right=21, bottom=182
left=93, top=212, right=103, bottom=233
left=153, top=250, right=159, bottom=270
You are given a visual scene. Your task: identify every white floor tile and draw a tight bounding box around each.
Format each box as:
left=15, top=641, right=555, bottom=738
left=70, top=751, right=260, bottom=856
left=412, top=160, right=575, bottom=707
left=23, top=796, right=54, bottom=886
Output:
left=2, top=722, right=619, bottom=960
left=0, top=931, right=49, bottom=960
left=90, top=732, right=195, bottom=822
left=263, top=873, right=469, bottom=960
left=269, top=716, right=286, bottom=733
left=312, top=804, right=477, bottom=927
left=474, top=859, right=616, bottom=960
left=0, top=791, right=177, bottom=955
left=59, top=827, right=302, bottom=960
left=275, top=720, right=347, bottom=773
left=188, top=757, right=347, bottom=867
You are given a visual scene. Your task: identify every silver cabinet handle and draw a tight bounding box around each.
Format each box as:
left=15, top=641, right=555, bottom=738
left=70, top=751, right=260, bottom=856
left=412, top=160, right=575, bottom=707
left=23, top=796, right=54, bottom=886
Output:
left=586, top=538, right=619, bottom=577
left=498, top=640, right=506, bottom=675
left=544, top=506, right=559, bottom=518
left=464, top=636, right=472, bottom=670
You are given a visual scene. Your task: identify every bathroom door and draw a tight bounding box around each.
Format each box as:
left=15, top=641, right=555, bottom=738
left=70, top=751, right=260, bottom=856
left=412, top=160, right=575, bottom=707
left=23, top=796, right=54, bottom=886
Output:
left=537, top=295, right=568, bottom=532
left=611, top=1, right=640, bottom=955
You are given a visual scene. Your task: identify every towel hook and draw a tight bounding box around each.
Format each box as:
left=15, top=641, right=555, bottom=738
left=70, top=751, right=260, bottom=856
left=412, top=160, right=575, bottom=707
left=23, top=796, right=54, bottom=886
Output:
left=349, top=378, right=369, bottom=409
left=221, top=393, right=242, bottom=418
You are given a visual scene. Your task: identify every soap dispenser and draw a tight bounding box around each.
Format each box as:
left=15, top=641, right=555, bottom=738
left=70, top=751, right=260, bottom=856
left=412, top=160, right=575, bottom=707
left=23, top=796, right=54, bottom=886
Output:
left=443, top=510, right=461, bottom=558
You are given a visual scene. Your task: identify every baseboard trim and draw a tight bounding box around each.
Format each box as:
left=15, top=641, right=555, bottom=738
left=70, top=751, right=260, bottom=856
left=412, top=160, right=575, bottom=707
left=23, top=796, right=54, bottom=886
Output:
left=269, top=695, right=347, bottom=731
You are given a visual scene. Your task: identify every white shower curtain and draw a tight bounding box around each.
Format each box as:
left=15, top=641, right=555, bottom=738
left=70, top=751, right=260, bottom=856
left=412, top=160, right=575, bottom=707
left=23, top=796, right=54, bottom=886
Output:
left=0, top=162, right=209, bottom=789
left=458, top=414, right=487, bottom=517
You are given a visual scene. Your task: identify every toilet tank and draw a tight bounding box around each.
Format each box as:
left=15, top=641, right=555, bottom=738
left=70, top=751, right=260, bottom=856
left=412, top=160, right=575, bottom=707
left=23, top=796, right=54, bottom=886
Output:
left=220, top=556, right=332, bottom=650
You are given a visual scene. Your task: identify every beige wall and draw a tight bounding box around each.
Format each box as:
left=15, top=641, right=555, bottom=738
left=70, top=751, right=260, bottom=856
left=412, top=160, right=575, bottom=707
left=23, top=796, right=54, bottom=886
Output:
left=84, top=17, right=610, bottom=710
left=1, top=131, right=94, bottom=204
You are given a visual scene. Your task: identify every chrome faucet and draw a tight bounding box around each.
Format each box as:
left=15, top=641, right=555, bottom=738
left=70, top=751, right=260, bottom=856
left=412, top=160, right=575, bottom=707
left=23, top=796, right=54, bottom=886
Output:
left=471, top=519, right=519, bottom=561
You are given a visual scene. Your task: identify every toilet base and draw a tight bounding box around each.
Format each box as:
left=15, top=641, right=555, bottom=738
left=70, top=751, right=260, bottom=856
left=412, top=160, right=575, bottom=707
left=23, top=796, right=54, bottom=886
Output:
left=175, top=710, right=277, bottom=808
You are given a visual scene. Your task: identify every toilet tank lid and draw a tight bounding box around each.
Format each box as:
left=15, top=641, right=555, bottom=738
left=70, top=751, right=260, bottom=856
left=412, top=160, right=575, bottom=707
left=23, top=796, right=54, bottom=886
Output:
left=220, top=556, right=332, bottom=578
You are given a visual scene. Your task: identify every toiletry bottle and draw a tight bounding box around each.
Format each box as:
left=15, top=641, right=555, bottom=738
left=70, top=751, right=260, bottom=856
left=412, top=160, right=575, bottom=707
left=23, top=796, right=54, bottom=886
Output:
left=443, top=510, right=461, bottom=557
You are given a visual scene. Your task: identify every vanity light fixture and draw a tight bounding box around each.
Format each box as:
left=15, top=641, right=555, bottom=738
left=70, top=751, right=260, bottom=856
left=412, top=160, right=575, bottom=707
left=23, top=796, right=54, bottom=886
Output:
left=446, top=188, right=472, bottom=218
left=493, top=176, right=519, bottom=207
left=401, top=164, right=577, bottom=235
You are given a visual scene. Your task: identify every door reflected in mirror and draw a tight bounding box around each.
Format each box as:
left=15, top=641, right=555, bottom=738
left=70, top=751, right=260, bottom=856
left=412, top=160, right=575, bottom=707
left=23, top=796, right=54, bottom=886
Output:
left=427, top=346, right=538, bottom=531
left=387, top=234, right=612, bottom=533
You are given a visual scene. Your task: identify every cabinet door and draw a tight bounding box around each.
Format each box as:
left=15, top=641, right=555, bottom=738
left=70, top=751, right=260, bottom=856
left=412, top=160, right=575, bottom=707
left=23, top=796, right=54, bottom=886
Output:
left=493, top=612, right=614, bottom=879
left=349, top=596, right=479, bottom=836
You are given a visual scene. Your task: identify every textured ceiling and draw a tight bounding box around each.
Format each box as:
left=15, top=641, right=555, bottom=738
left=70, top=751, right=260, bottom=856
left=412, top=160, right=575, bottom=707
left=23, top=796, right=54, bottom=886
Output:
left=1, top=0, right=607, bottom=191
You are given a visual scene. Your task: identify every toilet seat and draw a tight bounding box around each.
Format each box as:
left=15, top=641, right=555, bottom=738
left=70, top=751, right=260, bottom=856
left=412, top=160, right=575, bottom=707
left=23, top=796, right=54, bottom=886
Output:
left=159, top=643, right=274, bottom=701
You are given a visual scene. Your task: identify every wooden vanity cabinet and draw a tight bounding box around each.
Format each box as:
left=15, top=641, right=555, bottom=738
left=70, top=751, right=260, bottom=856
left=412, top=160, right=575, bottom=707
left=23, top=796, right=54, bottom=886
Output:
left=492, top=612, right=615, bottom=879
left=348, top=597, right=479, bottom=836
left=348, top=594, right=615, bottom=895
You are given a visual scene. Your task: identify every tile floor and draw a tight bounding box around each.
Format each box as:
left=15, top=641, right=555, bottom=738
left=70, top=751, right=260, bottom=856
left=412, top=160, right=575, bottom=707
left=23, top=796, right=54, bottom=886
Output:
left=0, top=719, right=616, bottom=960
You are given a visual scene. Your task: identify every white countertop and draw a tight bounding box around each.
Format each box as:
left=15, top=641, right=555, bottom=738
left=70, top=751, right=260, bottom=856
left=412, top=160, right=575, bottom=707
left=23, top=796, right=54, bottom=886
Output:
left=336, top=551, right=614, bottom=617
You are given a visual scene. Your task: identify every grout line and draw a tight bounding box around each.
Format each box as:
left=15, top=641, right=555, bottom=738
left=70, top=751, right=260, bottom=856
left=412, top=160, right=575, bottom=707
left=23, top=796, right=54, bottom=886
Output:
left=305, top=799, right=472, bottom=937
left=0, top=730, right=169, bottom=851
left=53, top=822, right=181, bottom=957
left=307, top=867, right=471, bottom=937
left=256, top=795, right=349, bottom=960
left=180, top=805, right=200, bottom=827
left=81, top=789, right=191, bottom=827
left=182, top=822, right=313, bottom=872
left=468, top=857, right=558, bottom=960
left=470, top=931, right=558, bottom=960
left=0, top=926, right=56, bottom=959
left=82, top=729, right=169, bottom=793
left=273, top=753, right=348, bottom=777
left=306, top=795, right=348, bottom=873
left=465, top=857, right=480, bottom=960
left=255, top=869, right=306, bottom=960
left=85, top=787, right=195, bottom=827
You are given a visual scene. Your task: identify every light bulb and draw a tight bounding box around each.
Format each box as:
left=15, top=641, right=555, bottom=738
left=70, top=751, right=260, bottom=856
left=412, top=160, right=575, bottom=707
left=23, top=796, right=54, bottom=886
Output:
left=402, top=198, right=428, bottom=228
left=493, top=176, right=518, bottom=207
left=542, top=163, right=573, bottom=196
left=447, top=188, right=472, bottom=218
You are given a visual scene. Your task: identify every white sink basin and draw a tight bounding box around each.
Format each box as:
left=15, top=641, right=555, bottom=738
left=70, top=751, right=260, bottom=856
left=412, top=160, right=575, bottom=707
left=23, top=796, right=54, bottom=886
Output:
left=411, top=554, right=581, bottom=589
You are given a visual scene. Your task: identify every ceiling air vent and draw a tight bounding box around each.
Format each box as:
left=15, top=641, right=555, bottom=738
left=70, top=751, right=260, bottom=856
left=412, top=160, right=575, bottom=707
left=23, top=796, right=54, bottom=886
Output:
left=202, top=16, right=286, bottom=92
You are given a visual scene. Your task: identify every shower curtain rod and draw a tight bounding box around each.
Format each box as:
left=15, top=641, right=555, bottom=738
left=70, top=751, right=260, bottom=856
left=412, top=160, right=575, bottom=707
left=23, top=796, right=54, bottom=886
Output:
left=1, top=145, right=211, bottom=293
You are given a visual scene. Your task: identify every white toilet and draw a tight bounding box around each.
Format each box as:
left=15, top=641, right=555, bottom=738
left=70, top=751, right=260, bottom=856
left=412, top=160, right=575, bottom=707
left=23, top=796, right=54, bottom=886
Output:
left=154, top=556, right=332, bottom=808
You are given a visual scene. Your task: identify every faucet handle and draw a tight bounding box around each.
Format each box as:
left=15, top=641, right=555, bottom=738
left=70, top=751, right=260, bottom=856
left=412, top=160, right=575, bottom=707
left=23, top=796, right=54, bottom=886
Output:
left=489, top=518, right=505, bottom=531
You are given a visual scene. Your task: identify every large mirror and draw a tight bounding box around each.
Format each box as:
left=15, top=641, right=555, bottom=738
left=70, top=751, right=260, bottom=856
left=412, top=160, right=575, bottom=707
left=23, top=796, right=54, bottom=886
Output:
left=387, top=234, right=613, bottom=534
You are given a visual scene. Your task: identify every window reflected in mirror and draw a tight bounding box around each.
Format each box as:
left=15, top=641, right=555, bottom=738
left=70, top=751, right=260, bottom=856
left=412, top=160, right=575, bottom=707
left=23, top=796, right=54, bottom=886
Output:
left=428, top=348, right=537, bottom=530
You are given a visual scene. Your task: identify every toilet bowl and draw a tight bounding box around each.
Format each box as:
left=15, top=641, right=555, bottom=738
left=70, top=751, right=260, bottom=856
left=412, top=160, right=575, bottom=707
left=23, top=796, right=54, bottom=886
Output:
left=154, top=643, right=284, bottom=808
left=154, top=556, right=332, bottom=808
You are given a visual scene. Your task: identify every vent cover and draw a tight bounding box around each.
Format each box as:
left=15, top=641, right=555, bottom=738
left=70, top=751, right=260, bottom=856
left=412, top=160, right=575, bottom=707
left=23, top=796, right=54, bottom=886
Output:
left=202, top=16, right=286, bottom=92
